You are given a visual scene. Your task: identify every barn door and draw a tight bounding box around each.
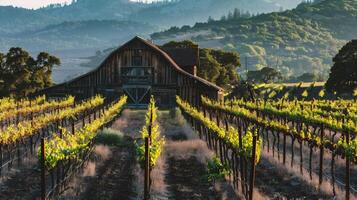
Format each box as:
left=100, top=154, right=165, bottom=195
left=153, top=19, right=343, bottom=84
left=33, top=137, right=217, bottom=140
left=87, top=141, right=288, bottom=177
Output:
left=123, top=85, right=151, bottom=105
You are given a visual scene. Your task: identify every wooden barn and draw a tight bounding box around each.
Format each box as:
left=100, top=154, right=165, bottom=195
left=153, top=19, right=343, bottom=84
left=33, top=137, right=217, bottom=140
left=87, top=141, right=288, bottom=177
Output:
left=38, top=36, right=224, bottom=107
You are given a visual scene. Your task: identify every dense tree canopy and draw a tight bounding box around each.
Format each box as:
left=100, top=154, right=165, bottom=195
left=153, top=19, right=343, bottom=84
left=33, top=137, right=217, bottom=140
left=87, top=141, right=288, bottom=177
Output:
left=296, top=73, right=320, bottom=82
left=326, top=40, right=357, bottom=94
left=163, top=40, right=240, bottom=90
left=247, top=67, right=282, bottom=83
left=152, top=0, right=357, bottom=80
left=162, top=40, right=199, bottom=49
left=0, top=48, right=60, bottom=97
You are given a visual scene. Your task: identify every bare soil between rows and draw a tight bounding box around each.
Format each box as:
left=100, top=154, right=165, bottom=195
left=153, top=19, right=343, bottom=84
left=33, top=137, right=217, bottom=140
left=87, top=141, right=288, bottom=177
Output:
left=78, top=139, right=136, bottom=200
left=255, top=156, right=333, bottom=199
left=159, top=110, right=238, bottom=200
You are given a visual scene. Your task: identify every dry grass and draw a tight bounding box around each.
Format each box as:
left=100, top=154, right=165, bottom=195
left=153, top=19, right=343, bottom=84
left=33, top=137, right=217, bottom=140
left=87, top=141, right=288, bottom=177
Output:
left=82, top=161, right=96, bottom=177
left=94, top=145, right=112, bottom=160
left=261, top=150, right=354, bottom=200
left=150, top=156, right=169, bottom=200
left=165, top=139, right=213, bottom=164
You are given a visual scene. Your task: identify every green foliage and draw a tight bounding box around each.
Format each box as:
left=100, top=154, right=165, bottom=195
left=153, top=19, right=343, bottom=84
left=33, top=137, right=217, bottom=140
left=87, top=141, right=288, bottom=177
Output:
left=0, top=48, right=60, bottom=97
left=203, top=96, right=357, bottom=162
left=228, top=81, right=256, bottom=101
left=136, top=96, right=165, bottom=168
left=207, top=157, right=231, bottom=183
left=0, top=0, right=295, bottom=52
left=301, top=90, right=309, bottom=98
left=162, top=40, right=240, bottom=89
left=95, top=128, right=124, bottom=146
left=318, top=89, right=325, bottom=98
left=247, top=67, right=282, bottom=83
left=296, top=73, right=320, bottom=82
left=337, top=138, right=357, bottom=163
left=162, top=40, right=198, bottom=49
left=169, top=107, right=179, bottom=119
left=241, top=128, right=262, bottom=164
left=152, top=0, right=357, bottom=79
left=326, top=40, right=357, bottom=95
left=38, top=95, right=128, bottom=169
left=177, top=96, right=262, bottom=164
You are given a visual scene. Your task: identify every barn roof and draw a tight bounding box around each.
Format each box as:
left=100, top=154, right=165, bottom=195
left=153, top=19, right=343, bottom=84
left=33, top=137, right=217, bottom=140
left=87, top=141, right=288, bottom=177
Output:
left=160, top=47, right=199, bottom=68
left=133, top=36, right=222, bottom=91
left=42, top=36, right=223, bottom=92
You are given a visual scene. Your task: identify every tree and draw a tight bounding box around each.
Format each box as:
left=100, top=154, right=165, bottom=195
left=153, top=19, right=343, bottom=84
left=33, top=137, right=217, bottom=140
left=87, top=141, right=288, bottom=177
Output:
left=208, top=16, right=214, bottom=23
left=233, top=8, right=241, bottom=19
left=162, top=40, right=198, bottom=49
left=0, top=47, right=60, bottom=97
left=247, top=67, right=282, bottom=83
left=227, top=11, right=234, bottom=20
left=326, top=40, right=357, bottom=95
left=228, top=81, right=256, bottom=101
left=199, top=48, right=240, bottom=88
left=162, top=40, right=240, bottom=89
left=296, top=73, right=318, bottom=82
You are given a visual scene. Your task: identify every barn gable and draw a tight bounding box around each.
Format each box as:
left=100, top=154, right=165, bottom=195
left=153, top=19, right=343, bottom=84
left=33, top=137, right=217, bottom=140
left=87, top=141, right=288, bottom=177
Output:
left=38, top=36, right=223, bottom=107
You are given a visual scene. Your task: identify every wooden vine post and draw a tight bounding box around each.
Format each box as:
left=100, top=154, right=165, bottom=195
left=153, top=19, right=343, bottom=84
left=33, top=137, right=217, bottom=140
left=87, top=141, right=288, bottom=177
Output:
left=249, top=135, right=257, bottom=200
left=283, top=133, right=286, bottom=165
left=144, top=137, right=150, bottom=200
left=41, top=138, right=46, bottom=200
left=318, top=123, right=324, bottom=188
left=144, top=104, right=153, bottom=200
left=346, top=131, right=350, bottom=200
left=0, top=145, right=2, bottom=175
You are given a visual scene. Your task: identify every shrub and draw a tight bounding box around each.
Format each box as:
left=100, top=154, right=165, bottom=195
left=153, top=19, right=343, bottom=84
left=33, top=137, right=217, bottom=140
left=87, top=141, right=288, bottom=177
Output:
left=206, top=157, right=231, bottom=183
left=94, top=128, right=124, bottom=146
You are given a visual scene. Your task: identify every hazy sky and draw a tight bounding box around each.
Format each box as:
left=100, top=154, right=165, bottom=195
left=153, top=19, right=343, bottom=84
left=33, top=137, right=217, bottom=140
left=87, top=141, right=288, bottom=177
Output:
left=0, top=0, right=72, bottom=9
left=0, top=0, right=160, bottom=9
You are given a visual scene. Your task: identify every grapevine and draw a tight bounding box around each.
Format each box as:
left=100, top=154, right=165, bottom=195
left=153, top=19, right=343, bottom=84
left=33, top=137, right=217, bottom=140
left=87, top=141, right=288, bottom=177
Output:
left=136, top=96, right=165, bottom=167
left=0, top=96, right=75, bottom=124
left=177, top=96, right=262, bottom=163
left=38, top=95, right=128, bottom=169
left=0, top=95, right=104, bottom=145
left=201, top=96, right=357, bottom=163
left=0, top=95, right=46, bottom=113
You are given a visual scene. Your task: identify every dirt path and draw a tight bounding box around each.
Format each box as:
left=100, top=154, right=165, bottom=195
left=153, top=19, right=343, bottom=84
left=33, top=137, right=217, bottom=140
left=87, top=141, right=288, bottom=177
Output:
left=79, top=141, right=136, bottom=200
left=166, top=156, right=213, bottom=199
left=260, top=130, right=357, bottom=198
left=0, top=160, right=41, bottom=200
left=158, top=110, right=238, bottom=200
left=60, top=109, right=146, bottom=200
left=255, top=155, right=333, bottom=199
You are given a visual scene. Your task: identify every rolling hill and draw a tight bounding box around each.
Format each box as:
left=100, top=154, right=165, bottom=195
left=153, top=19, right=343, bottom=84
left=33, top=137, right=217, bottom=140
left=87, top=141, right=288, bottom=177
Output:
left=151, top=0, right=357, bottom=79
left=0, top=0, right=304, bottom=52
left=0, top=0, right=295, bottom=34
left=0, top=20, right=157, bottom=51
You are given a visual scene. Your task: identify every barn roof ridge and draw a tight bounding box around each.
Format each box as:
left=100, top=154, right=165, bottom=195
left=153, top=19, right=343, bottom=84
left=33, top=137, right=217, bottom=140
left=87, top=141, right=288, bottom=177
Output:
left=41, top=36, right=223, bottom=92
left=132, top=36, right=223, bottom=91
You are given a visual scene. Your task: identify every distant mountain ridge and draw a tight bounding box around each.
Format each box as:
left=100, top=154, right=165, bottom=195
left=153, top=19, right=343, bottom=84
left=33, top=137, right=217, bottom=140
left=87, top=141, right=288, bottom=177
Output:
left=0, top=20, right=157, bottom=51
left=0, top=0, right=304, bottom=52
left=151, top=0, right=357, bottom=79
left=0, top=0, right=301, bottom=34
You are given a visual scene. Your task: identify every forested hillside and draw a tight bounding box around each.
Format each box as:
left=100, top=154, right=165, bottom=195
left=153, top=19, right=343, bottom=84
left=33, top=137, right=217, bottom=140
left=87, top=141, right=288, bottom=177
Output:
left=128, top=0, right=281, bottom=27
left=151, top=0, right=357, bottom=80
left=0, top=0, right=302, bottom=51
left=0, top=0, right=292, bottom=31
